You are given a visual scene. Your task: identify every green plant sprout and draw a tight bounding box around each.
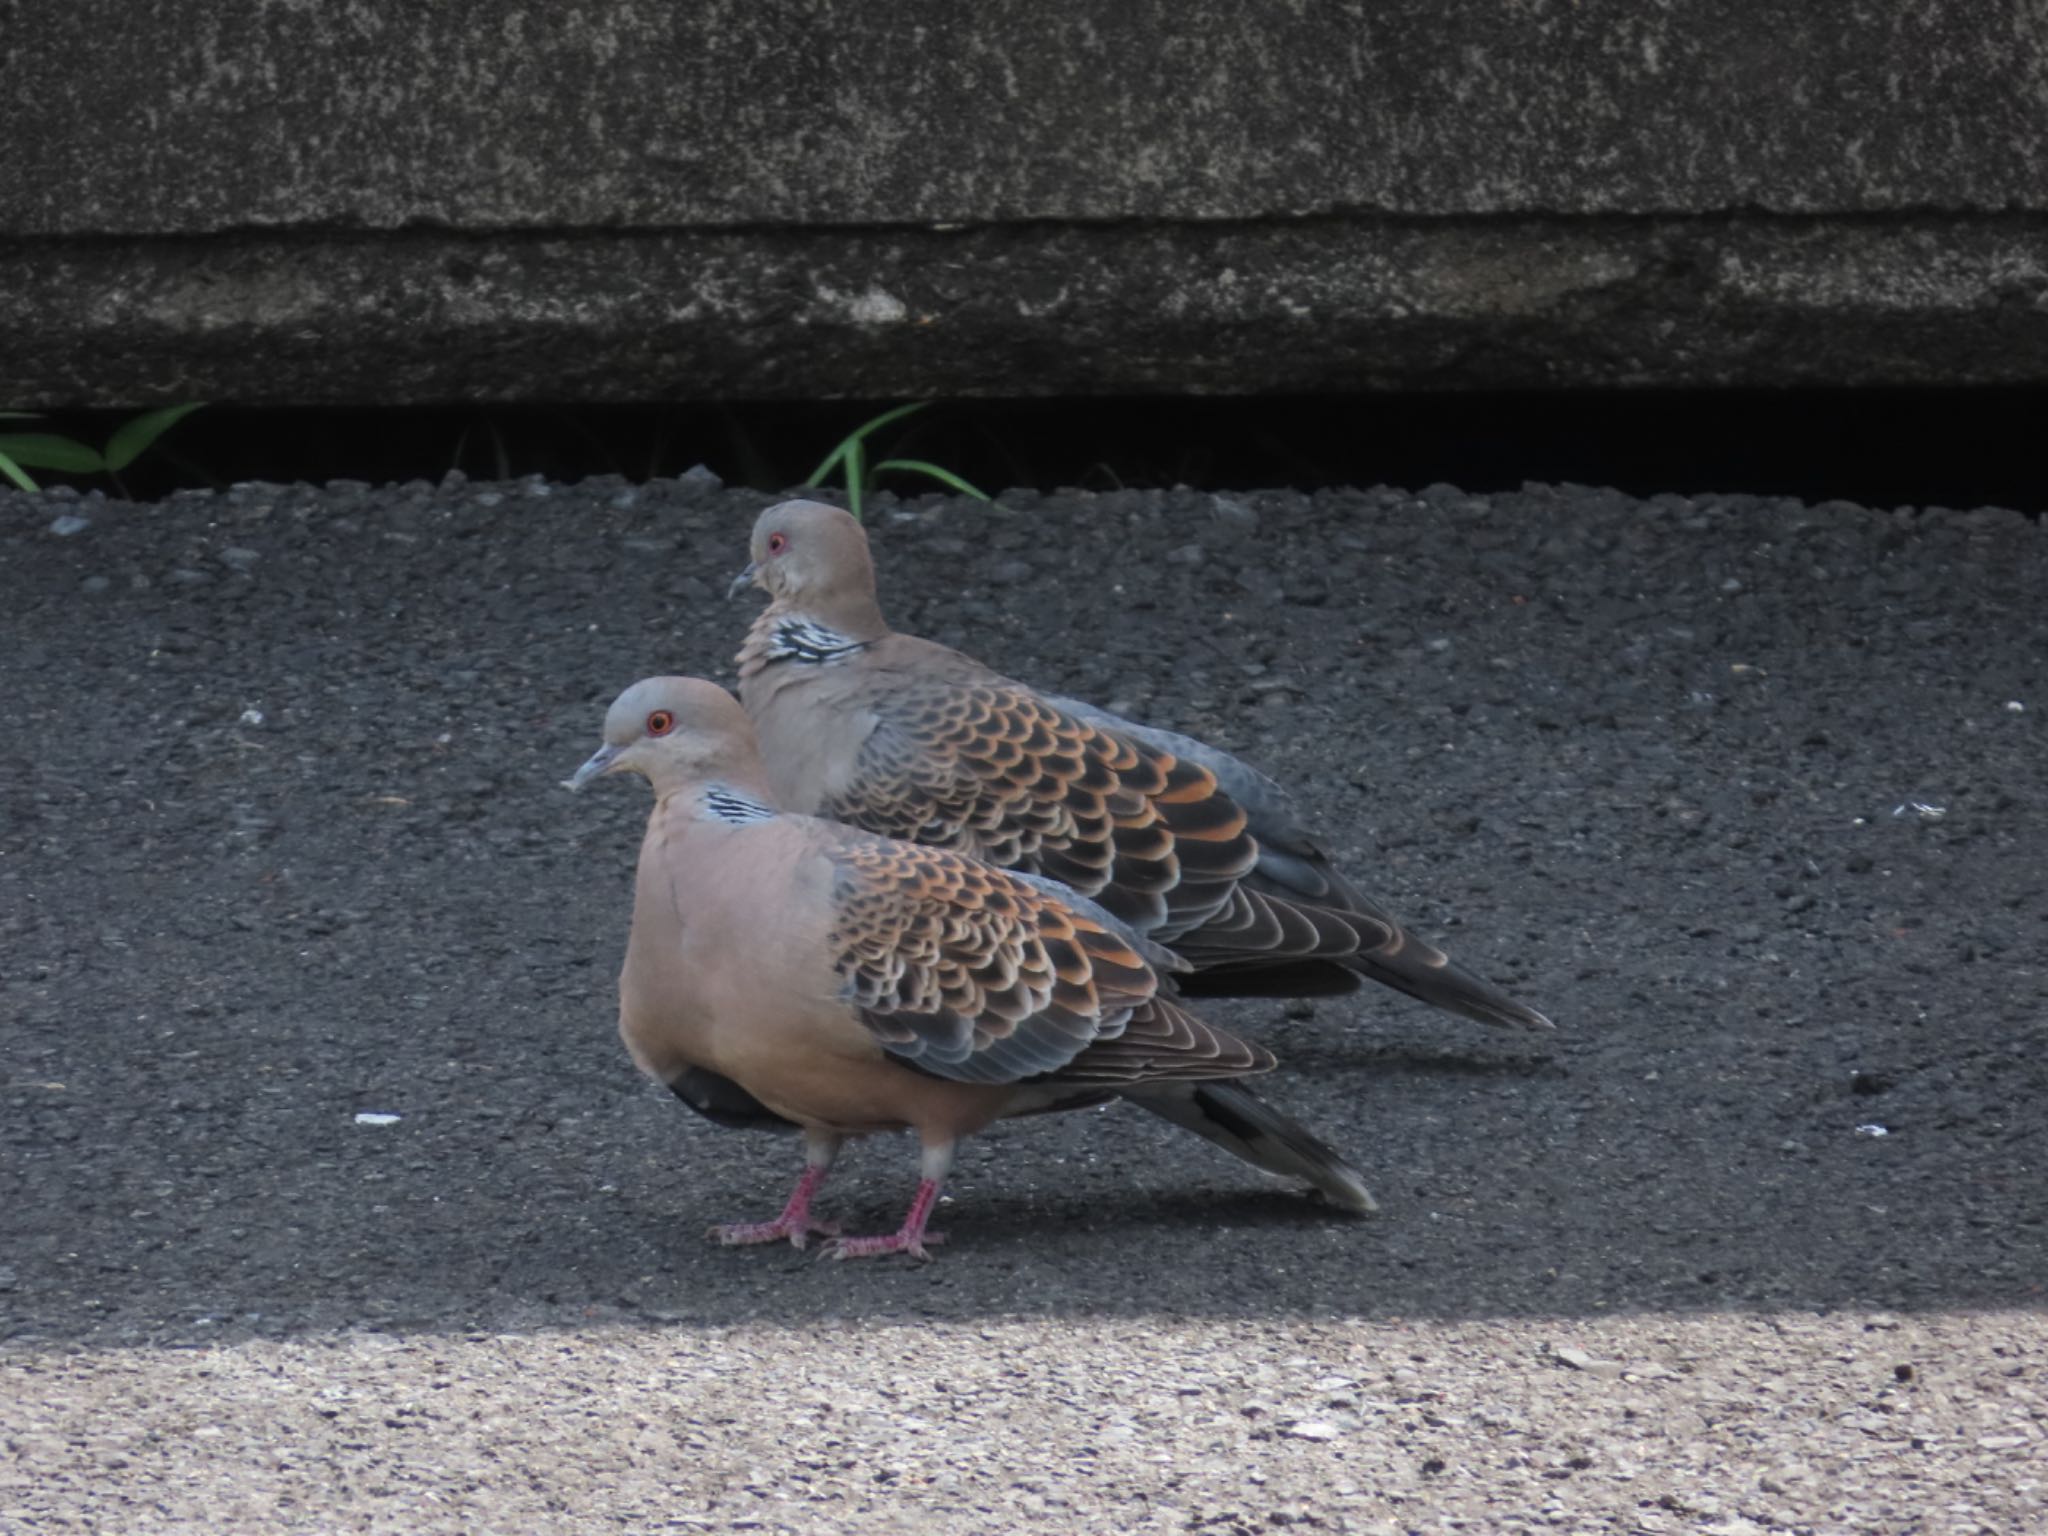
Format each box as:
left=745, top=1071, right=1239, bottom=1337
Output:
left=0, top=413, right=44, bottom=493
left=0, top=403, right=207, bottom=496
left=804, top=402, right=989, bottom=521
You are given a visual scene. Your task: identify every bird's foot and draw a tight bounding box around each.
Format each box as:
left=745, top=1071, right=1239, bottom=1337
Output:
left=709, top=1160, right=839, bottom=1249
left=820, top=1229, right=948, bottom=1263
left=708, top=1213, right=841, bottom=1250
left=818, top=1177, right=947, bottom=1261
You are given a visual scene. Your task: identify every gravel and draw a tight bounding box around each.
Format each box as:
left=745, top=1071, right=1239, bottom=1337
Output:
left=2, top=477, right=2043, bottom=1533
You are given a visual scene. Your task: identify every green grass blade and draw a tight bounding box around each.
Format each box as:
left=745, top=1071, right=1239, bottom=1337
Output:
left=0, top=433, right=105, bottom=474
left=844, top=438, right=866, bottom=521
left=844, top=400, right=929, bottom=445
left=805, top=437, right=854, bottom=487
left=872, top=459, right=991, bottom=501
left=807, top=402, right=934, bottom=490
left=103, top=402, right=207, bottom=472
left=0, top=451, right=39, bottom=492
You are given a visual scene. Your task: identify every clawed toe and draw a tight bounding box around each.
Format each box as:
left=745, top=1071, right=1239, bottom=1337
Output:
left=708, top=1216, right=841, bottom=1249
left=819, top=1229, right=948, bottom=1263
left=713, top=1173, right=949, bottom=1262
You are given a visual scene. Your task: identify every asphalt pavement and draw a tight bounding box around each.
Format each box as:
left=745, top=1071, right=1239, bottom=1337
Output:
left=3, top=476, right=2042, bottom=1533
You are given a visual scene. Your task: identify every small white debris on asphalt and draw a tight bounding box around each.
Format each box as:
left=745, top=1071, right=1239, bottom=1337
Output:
left=2006, top=700, right=2025, bottom=712
left=239, top=708, right=265, bottom=726
left=48, top=514, right=91, bottom=536
left=1284, top=1421, right=1341, bottom=1441
left=1855, top=1124, right=1890, bottom=1138
left=1551, top=1344, right=1626, bottom=1377
left=354, top=1112, right=401, bottom=1126
left=1891, top=801, right=1946, bottom=821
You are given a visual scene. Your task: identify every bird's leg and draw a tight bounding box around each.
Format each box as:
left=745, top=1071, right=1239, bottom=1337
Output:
left=709, top=1129, right=843, bottom=1249
left=825, top=1137, right=955, bottom=1262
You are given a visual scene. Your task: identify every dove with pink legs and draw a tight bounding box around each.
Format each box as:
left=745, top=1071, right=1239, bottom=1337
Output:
left=567, top=676, right=1374, bottom=1260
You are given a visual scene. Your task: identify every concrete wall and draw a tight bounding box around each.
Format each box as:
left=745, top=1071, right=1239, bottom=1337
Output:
left=7, top=1, right=2048, bottom=404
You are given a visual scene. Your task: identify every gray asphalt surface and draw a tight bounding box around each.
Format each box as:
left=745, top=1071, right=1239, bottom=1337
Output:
left=3, top=477, right=2044, bottom=1533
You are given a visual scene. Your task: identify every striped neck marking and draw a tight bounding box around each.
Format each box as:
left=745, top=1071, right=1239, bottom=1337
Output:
left=702, top=785, right=777, bottom=825
left=766, top=617, right=867, bottom=665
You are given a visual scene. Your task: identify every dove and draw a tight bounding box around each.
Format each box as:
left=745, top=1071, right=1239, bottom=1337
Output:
left=567, top=676, right=1375, bottom=1259
left=729, top=499, right=1551, bottom=1029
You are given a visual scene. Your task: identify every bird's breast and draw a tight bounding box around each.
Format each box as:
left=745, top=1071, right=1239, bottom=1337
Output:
left=745, top=680, right=872, bottom=816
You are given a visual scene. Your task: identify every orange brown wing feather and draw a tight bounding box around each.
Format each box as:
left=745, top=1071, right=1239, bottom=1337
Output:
left=825, top=683, right=1259, bottom=943
left=824, top=833, right=1264, bottom=1087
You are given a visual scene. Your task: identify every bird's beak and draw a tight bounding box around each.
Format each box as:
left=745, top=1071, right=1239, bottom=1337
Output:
left=562, top=741, right=623, bottom=792
left=727, top=561, right=761, bottom=599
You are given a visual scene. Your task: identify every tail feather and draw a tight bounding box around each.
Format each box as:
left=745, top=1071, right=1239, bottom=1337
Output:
left=1043, top=692, right=1552, bottom=1031
left=1298, top=870, right=1554, bottom=1031
left=1176, top=901, right=1554, bottom=1026
left=1125, top=1080, right=1378, bottom=1212
left=1187, top=872, right=1553, bottom=1029
left=1173, top=959, right=1364, bottom=999
left=1352, top=946, right=1555, bottom=1031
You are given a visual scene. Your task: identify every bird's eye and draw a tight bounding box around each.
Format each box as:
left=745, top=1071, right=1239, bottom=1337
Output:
left=766, top=532, right=789, bottom=556
left=646, top=710, right=676, bottom=737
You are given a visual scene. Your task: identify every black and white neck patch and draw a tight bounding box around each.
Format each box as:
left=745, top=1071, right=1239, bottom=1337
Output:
left=765, top=617, right=867, bottom=666
left=701, top=785, right=778, bottom=826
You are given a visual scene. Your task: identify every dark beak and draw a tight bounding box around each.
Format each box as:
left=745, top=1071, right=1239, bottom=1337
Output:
left=727, top=561, right=761, bottom=599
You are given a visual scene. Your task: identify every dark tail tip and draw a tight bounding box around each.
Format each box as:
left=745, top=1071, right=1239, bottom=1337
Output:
left=1130, top=1081, right=1377, bottom=1213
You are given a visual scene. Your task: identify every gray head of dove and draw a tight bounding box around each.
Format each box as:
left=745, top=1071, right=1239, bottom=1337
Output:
left=727, top=500, right=887, bottom=637
left=565, top=676, right=769, bottom=797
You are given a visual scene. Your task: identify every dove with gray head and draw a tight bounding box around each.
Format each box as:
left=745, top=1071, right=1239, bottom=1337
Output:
left=568, top=675, right=1375, bottom=1260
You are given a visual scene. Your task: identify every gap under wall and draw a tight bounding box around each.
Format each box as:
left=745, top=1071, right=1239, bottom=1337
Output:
left=15, top=388, right=2047, bottom=514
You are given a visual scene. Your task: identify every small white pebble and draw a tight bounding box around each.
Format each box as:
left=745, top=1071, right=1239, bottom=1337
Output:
left=239, top=708, right=265, bottom=726
left=354, top=1112, right=401, bottom=1126
left=2006, top=700, right=2025, bottom=713
left=1855, top=1123, right=1889, bottom=1138
left=1285, top=1420, right=1341, bottom=1441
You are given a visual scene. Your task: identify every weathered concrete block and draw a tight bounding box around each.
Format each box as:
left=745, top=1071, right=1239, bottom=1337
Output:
left=5, top=1, right=2048, bottom=402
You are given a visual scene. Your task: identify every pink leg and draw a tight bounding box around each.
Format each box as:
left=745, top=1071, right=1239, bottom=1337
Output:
left=709, top=1141, right=842, bottom=1250
left=824, top=1177, right=949, bottom=1262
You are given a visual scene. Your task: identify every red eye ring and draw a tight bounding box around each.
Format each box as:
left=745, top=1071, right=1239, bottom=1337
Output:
left=646, top=710, right=676, bottom=737
left=766, top=531, right=789, bottom=555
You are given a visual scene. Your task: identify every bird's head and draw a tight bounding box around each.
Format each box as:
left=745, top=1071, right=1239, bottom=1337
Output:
left=565, top=676, right=764, bottom=796
left=728, top=499, right=882, bottom=628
